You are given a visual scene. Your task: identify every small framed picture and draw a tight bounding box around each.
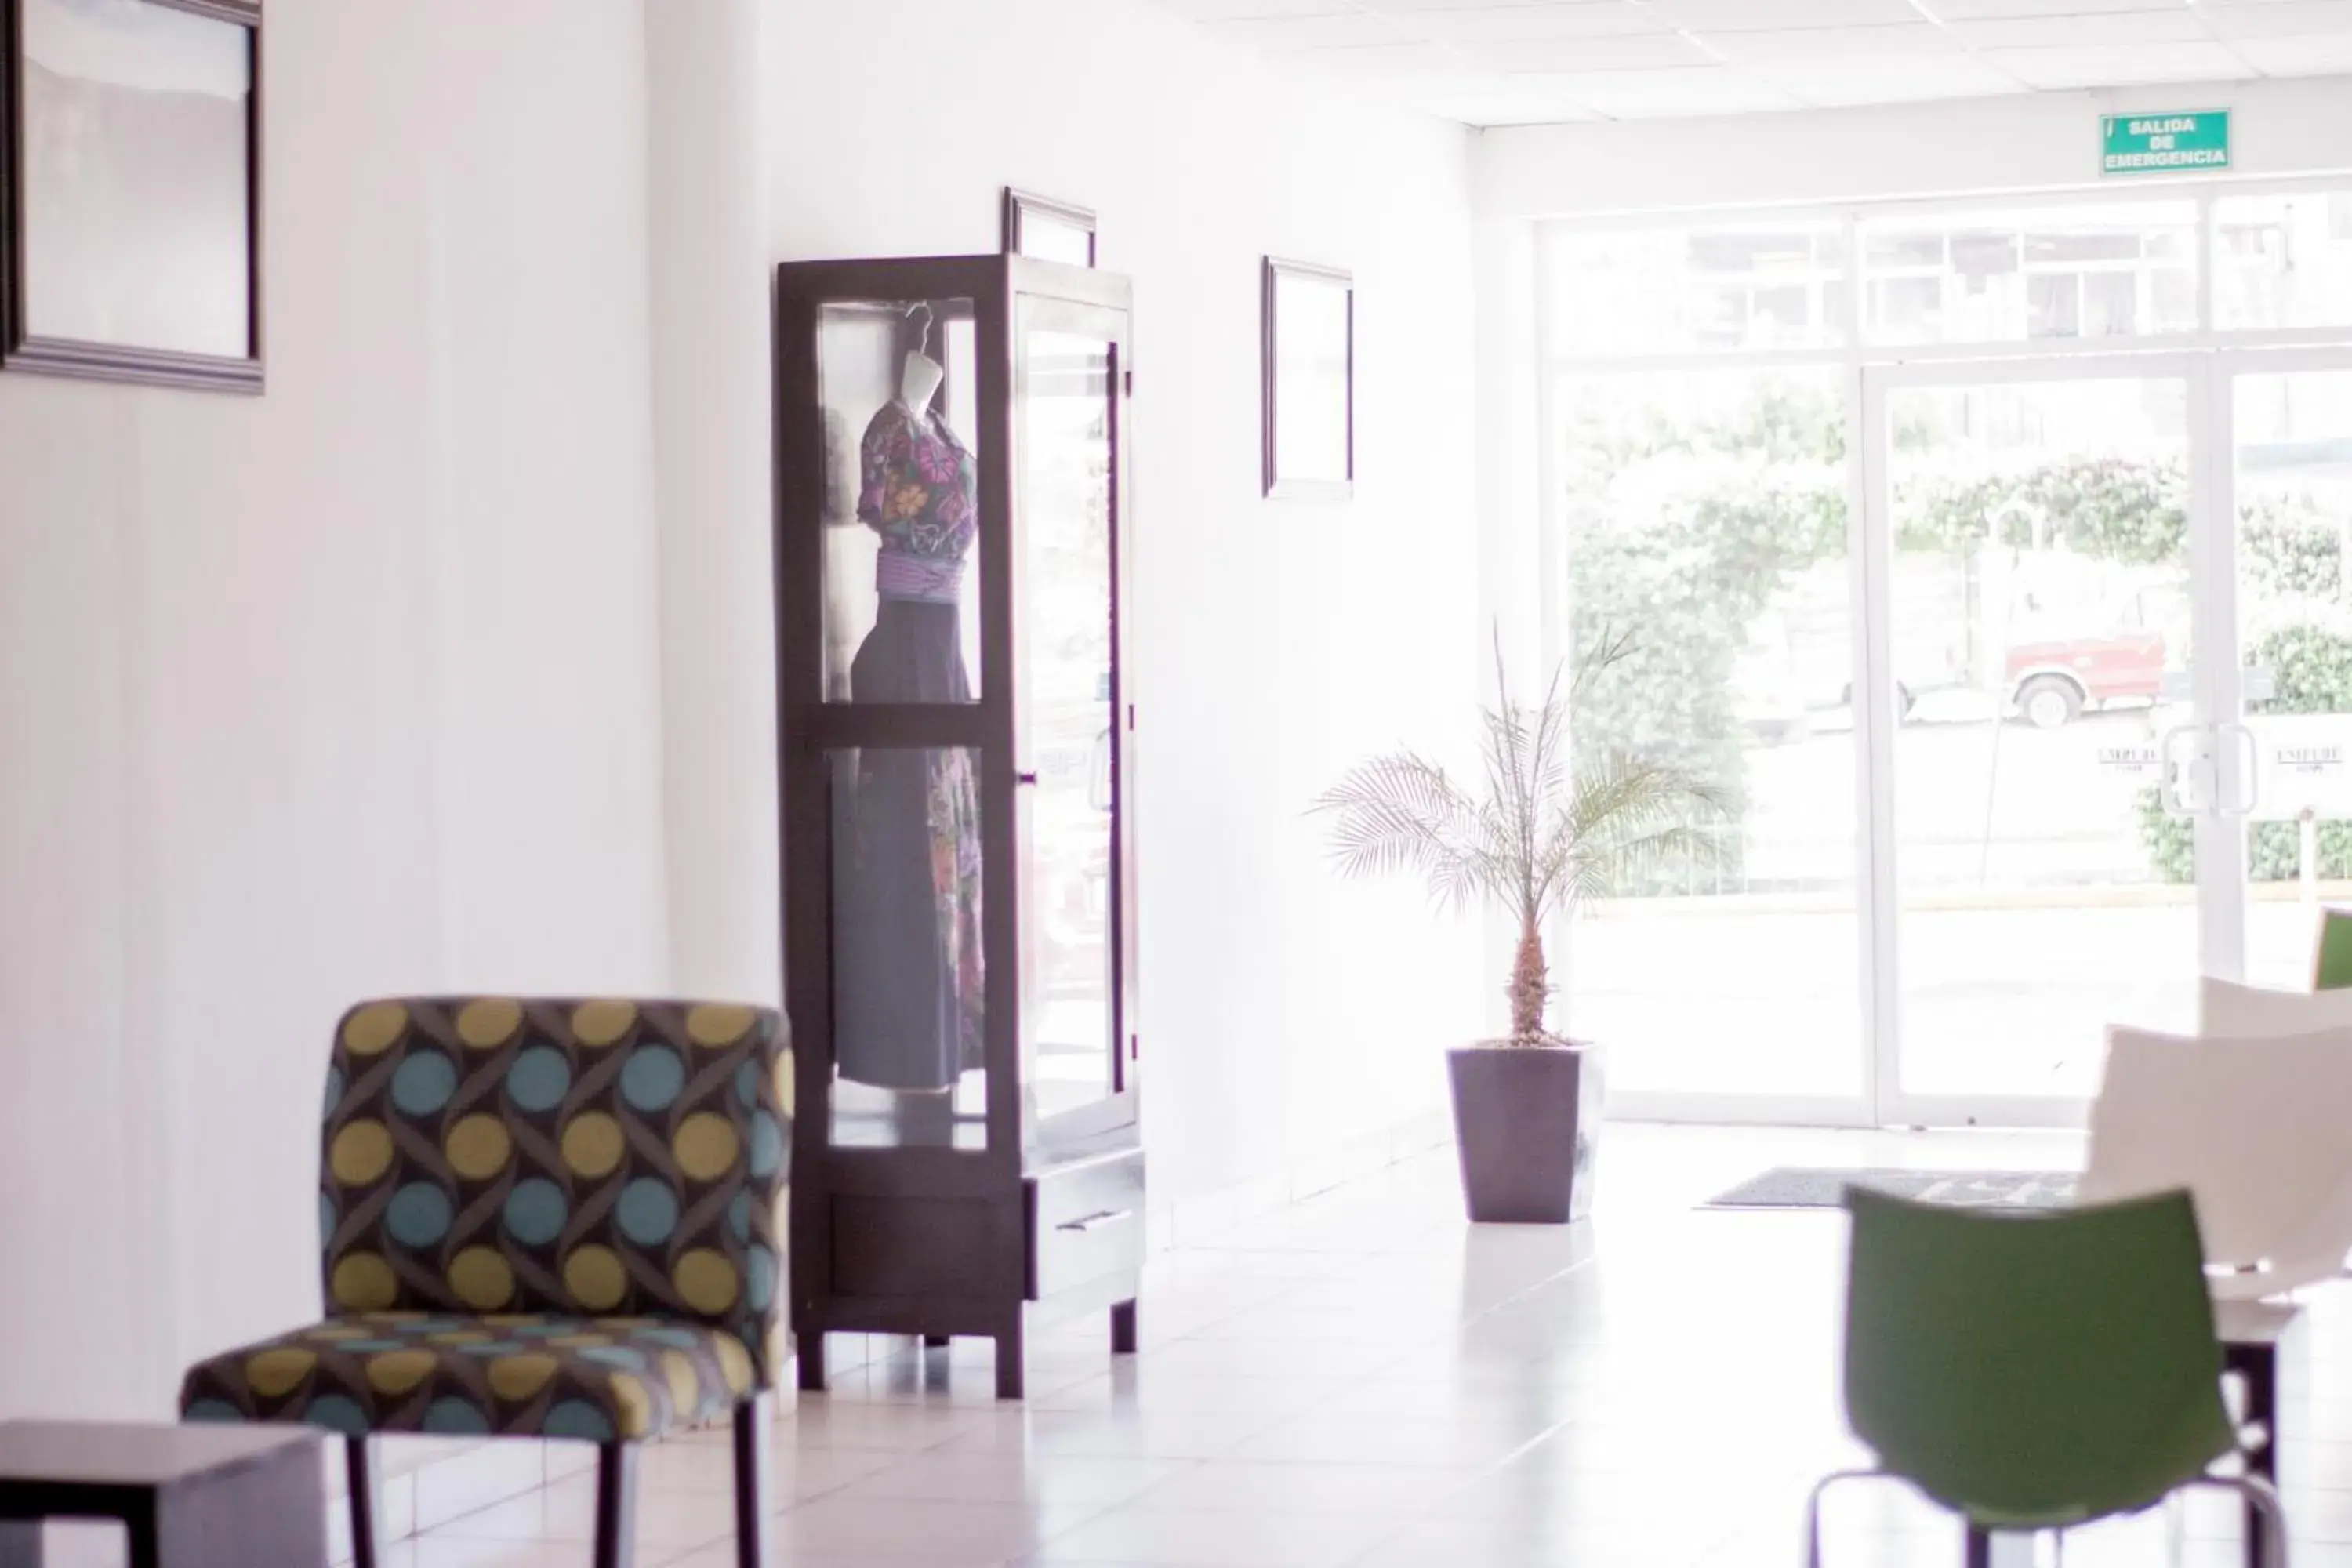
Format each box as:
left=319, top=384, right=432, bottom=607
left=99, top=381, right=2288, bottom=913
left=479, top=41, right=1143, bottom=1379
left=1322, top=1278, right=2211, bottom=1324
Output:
left=1261, top=256, right=1352, bottom=501
left=1001, top=186, right=1096, bottom=268
left=2, top=0, right=263, bottom=391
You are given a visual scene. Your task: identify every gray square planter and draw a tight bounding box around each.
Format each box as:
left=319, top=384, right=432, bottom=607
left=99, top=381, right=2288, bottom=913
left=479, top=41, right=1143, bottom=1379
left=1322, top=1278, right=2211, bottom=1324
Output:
left=1446, top=1044, right=1604, bottom=1225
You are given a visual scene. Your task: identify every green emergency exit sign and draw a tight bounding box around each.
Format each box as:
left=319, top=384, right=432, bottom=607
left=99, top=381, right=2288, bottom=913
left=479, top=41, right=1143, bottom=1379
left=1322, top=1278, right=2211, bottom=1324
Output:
left=2102, top=110, right=2231, bottom=176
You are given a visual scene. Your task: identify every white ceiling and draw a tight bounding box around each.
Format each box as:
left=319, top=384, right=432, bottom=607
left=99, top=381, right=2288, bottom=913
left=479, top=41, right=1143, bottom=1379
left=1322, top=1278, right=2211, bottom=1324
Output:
left=1151, top=0, right=2352, bottom=126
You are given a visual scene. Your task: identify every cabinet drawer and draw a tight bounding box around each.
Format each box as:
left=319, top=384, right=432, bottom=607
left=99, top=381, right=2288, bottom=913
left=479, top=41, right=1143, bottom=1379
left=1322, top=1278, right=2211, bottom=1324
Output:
left=1028, top=1149, right=1145, bottom=1300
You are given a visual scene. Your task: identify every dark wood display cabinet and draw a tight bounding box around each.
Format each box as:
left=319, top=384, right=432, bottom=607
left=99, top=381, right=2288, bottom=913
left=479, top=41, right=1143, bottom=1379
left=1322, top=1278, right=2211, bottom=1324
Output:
left=773, top=255, right=1142, bottom=1399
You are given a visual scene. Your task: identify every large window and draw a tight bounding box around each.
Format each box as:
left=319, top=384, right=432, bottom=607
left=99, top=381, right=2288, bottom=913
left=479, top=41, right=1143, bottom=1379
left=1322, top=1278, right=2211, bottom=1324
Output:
left=1542, top=183, right=2352, bottom=1127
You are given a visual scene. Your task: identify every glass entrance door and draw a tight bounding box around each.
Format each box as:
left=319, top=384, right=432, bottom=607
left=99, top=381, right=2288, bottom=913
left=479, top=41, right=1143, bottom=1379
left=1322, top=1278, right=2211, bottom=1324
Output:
left=2227, top=358, right=2352, bottom=989
left=1865, top=361, right=2215, bottom=1123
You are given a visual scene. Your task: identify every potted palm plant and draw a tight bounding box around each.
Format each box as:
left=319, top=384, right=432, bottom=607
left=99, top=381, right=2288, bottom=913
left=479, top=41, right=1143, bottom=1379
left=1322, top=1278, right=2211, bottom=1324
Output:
left=1314, top=633, right=1718, bottom=1224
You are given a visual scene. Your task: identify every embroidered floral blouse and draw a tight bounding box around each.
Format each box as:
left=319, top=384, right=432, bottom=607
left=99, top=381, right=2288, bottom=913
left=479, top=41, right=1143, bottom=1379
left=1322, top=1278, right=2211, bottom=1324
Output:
left=858, top=399, right=977, bottom=572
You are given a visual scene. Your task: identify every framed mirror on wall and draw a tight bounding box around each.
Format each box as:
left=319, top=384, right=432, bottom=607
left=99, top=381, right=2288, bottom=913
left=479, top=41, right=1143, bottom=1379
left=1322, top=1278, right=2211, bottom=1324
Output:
left=1002, top=186, right=1096, bottom=269
left=1261, top=256, right=1352, bottom=500
left=2, top=0, right=263, bottom=391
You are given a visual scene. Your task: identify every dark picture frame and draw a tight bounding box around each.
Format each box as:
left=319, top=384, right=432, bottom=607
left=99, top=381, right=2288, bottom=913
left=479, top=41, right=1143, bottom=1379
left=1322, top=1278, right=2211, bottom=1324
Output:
left=1261, top=256, right=1352, bottom=501
left=1001, top=186, right=1096, bottom=269
left=1, top=0, right=263, bottom=392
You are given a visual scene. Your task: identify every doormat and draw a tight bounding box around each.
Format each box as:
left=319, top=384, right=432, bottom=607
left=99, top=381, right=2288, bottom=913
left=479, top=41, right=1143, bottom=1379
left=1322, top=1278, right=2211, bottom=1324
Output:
left=1705, top=1167, right=2078, bottom=1212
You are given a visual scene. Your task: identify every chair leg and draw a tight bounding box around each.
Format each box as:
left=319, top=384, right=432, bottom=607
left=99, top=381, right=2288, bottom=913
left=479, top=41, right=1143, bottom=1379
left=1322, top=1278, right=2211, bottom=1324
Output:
left=1802, top=1469, right=1882, bottom=1568
left=347, top=1436, right=383, bottom=1568
left=733, top=1392, right=774, bottom=1568
left=2189, top=1473, right=2291, bottom=1568
left=1111, top=1299, right=1138, bottom=1356
left=594, top=1443, right=639, bottom=1568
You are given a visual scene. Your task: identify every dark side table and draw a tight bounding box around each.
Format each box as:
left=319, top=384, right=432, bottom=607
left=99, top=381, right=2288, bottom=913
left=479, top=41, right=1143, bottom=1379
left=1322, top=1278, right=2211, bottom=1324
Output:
left=0, top=1422, right=326, bottom=1568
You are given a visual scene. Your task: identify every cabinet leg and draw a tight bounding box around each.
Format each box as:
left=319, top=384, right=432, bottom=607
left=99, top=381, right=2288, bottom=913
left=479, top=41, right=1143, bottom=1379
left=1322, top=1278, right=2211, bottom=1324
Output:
left=1111, top=1299, right=1138, bottom=1356
left=923, top=1335, right=950, bottom=1349
left=796, top=1334, right=826, bottom=1393
left=995, top=1316, right=1025, bottom=1401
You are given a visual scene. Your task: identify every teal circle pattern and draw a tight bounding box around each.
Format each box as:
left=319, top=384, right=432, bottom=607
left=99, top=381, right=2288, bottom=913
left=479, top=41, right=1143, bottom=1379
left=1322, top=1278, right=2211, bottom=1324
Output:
left=616, top=1179, right=679, bottom=1246
left=506, top=1047, right=572, bottom=1113
left=390, top=1052, right=458, bottom=1116
left=335, top=1339, right=408, bottom=1354
left=728, top=1191, right=751, bottom=1242
left=319, top=1192, right=338, bottom=1250
left=579, top=1345, right=649, bottom=1371
left=424, top=1399, right=489, bottom=1436
left=620, top=1047, right=684, bottom=1112
left=323, top=1066, right=345, bottom=1116
left=748, top=1244, right=777, bottom=1312
left=544, top=1401, right=614, bottom=1443
left=735, top=1059, right=757, bottom=1108
left=386, top=1184, right=454, bottom=1247
left=304, top=1396, right=369, bottom=1437
left=185, top=1399, right=241, bottom=1424
left=749, top=1111, right=783, bottom=1178
left=503, top=1178, right=568, bottom=1247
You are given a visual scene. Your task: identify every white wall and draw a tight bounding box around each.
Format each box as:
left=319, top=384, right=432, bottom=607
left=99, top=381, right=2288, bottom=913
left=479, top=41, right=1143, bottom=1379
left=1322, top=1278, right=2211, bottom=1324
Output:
left=0, top=0, right=670, bottom=1417
left=730, top=0, right=1489, bottom=1207
left=1479, top=74, right=2352, bottom=218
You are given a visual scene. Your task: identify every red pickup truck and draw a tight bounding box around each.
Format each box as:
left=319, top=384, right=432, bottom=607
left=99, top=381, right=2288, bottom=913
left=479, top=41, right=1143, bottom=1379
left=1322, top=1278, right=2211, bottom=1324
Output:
left=2004, top=589, right=2172, bottom=728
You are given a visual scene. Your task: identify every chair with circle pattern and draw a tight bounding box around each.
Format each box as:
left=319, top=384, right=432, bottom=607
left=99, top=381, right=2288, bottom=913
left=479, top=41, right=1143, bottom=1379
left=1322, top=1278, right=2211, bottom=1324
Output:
left=179, top=996, right=790, bottom=1568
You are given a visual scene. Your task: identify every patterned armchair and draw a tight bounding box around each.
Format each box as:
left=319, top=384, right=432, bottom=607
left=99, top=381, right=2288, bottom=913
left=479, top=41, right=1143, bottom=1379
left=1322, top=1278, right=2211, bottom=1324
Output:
left=180, top=996, right=789, bottom=1568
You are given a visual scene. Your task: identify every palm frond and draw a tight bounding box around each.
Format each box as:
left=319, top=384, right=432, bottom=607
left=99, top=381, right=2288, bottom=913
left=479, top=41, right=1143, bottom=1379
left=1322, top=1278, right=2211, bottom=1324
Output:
left=1314, top=626, right=1721, bottom=924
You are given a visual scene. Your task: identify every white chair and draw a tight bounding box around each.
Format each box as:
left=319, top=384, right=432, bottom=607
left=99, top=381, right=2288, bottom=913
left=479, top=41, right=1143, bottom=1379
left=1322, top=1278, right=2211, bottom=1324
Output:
left=2082, top=1024, right=2352, bottom=1298
left=2201, top=975, right=2352, bottom=1039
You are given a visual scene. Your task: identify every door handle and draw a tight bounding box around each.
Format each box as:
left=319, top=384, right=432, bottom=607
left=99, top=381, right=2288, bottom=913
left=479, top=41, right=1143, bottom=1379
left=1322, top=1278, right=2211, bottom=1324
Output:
left=2219, top=721, right=2259, bottom=818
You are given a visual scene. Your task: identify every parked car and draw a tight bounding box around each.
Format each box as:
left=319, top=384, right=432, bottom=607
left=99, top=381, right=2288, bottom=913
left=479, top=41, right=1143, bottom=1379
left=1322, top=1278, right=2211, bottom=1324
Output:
left=2004, top=586, right=2178, bottom=728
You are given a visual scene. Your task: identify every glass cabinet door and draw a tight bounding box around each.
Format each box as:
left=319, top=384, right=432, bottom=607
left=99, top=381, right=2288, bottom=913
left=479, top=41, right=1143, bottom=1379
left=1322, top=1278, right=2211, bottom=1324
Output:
left=1013, top=299, right=1127, bottom=1129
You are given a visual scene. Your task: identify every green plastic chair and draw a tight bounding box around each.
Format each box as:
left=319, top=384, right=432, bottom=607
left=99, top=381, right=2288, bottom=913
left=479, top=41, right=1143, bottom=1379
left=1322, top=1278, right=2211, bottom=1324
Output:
left=1807, top=1186, right=2287, bottom=1567
left=2315, top=907, right=2352, bottom=990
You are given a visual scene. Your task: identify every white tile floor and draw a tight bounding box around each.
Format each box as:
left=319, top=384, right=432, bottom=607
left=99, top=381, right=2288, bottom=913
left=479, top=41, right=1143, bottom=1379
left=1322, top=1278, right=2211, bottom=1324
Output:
left=195, top=1127, right=2352, bottom=1563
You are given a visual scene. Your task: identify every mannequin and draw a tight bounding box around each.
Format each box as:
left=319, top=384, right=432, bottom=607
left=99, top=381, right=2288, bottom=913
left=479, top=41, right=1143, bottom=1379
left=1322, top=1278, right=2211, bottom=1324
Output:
left=833, top=301, right=984, bottom=1118
left=899, top=345, right=945, bottom=415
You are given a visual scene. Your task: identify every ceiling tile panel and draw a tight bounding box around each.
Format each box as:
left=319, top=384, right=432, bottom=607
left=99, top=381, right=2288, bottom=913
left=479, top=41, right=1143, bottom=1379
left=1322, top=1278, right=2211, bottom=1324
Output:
left=1704, top=22, right=1969, bottom=60
left=1198, top=9, right=1420, bottom=44
left=1518, top=64, right=1811, bottom=114
left=2198, top=0, right=2352, bottom=38
left=1942, top=9, right=2220, bottom=47
left=1392, top=2, right=1673, bottom=41
left=2230, top=31, right=2352, bottom=69
left=1762, top=54, right=2038, bottom=103
left=1927, top=0, right=2192, bottom=16
left=1471, top=31, right=1717, bottom=68
left=1980, top=38, right=2257, bottom=86
left=1642, top=0, right=1925, bottom=27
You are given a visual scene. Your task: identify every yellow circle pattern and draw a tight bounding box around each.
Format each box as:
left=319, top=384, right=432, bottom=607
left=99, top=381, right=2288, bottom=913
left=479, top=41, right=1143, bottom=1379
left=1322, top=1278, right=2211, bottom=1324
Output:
left=430, top=1330, right=492, bottom=1345
left=608, top=1372, right=654, bottom=1439
left=366, top=1350, right=437, bottom=1396
left=659, top=1350, right=700, bottom=1413
left=444, top=1116, right=513, bottom=1181
left=673, top=1250, right=739, bottom=1314
left=448, top=1247, right=515, bottom=1310
left=561, top=1112, right=625, bottom=1179
left=488, top=1354, right=558, bottom=1401
left=329, top=1121, right=394, bottom=1186
left=456, top=998, right=522, bottom=1050
left=342, top=1001, right=408, bottom=1057
left=572, top=1000, right=636, bottom=1047
left=246, top=1348, right=316, bottom=1397
left=564, top=1247, right=627, bottom=1312
left=714, top=1335, right=754, bottom=1396
left=687, top=1004, right=755, bottom=1048
left=332, top=1254, right=398, bottom=1312
left=774, top=1054, right=794, bottom=1116
left=673, top=1114, right=738, bottom=1182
